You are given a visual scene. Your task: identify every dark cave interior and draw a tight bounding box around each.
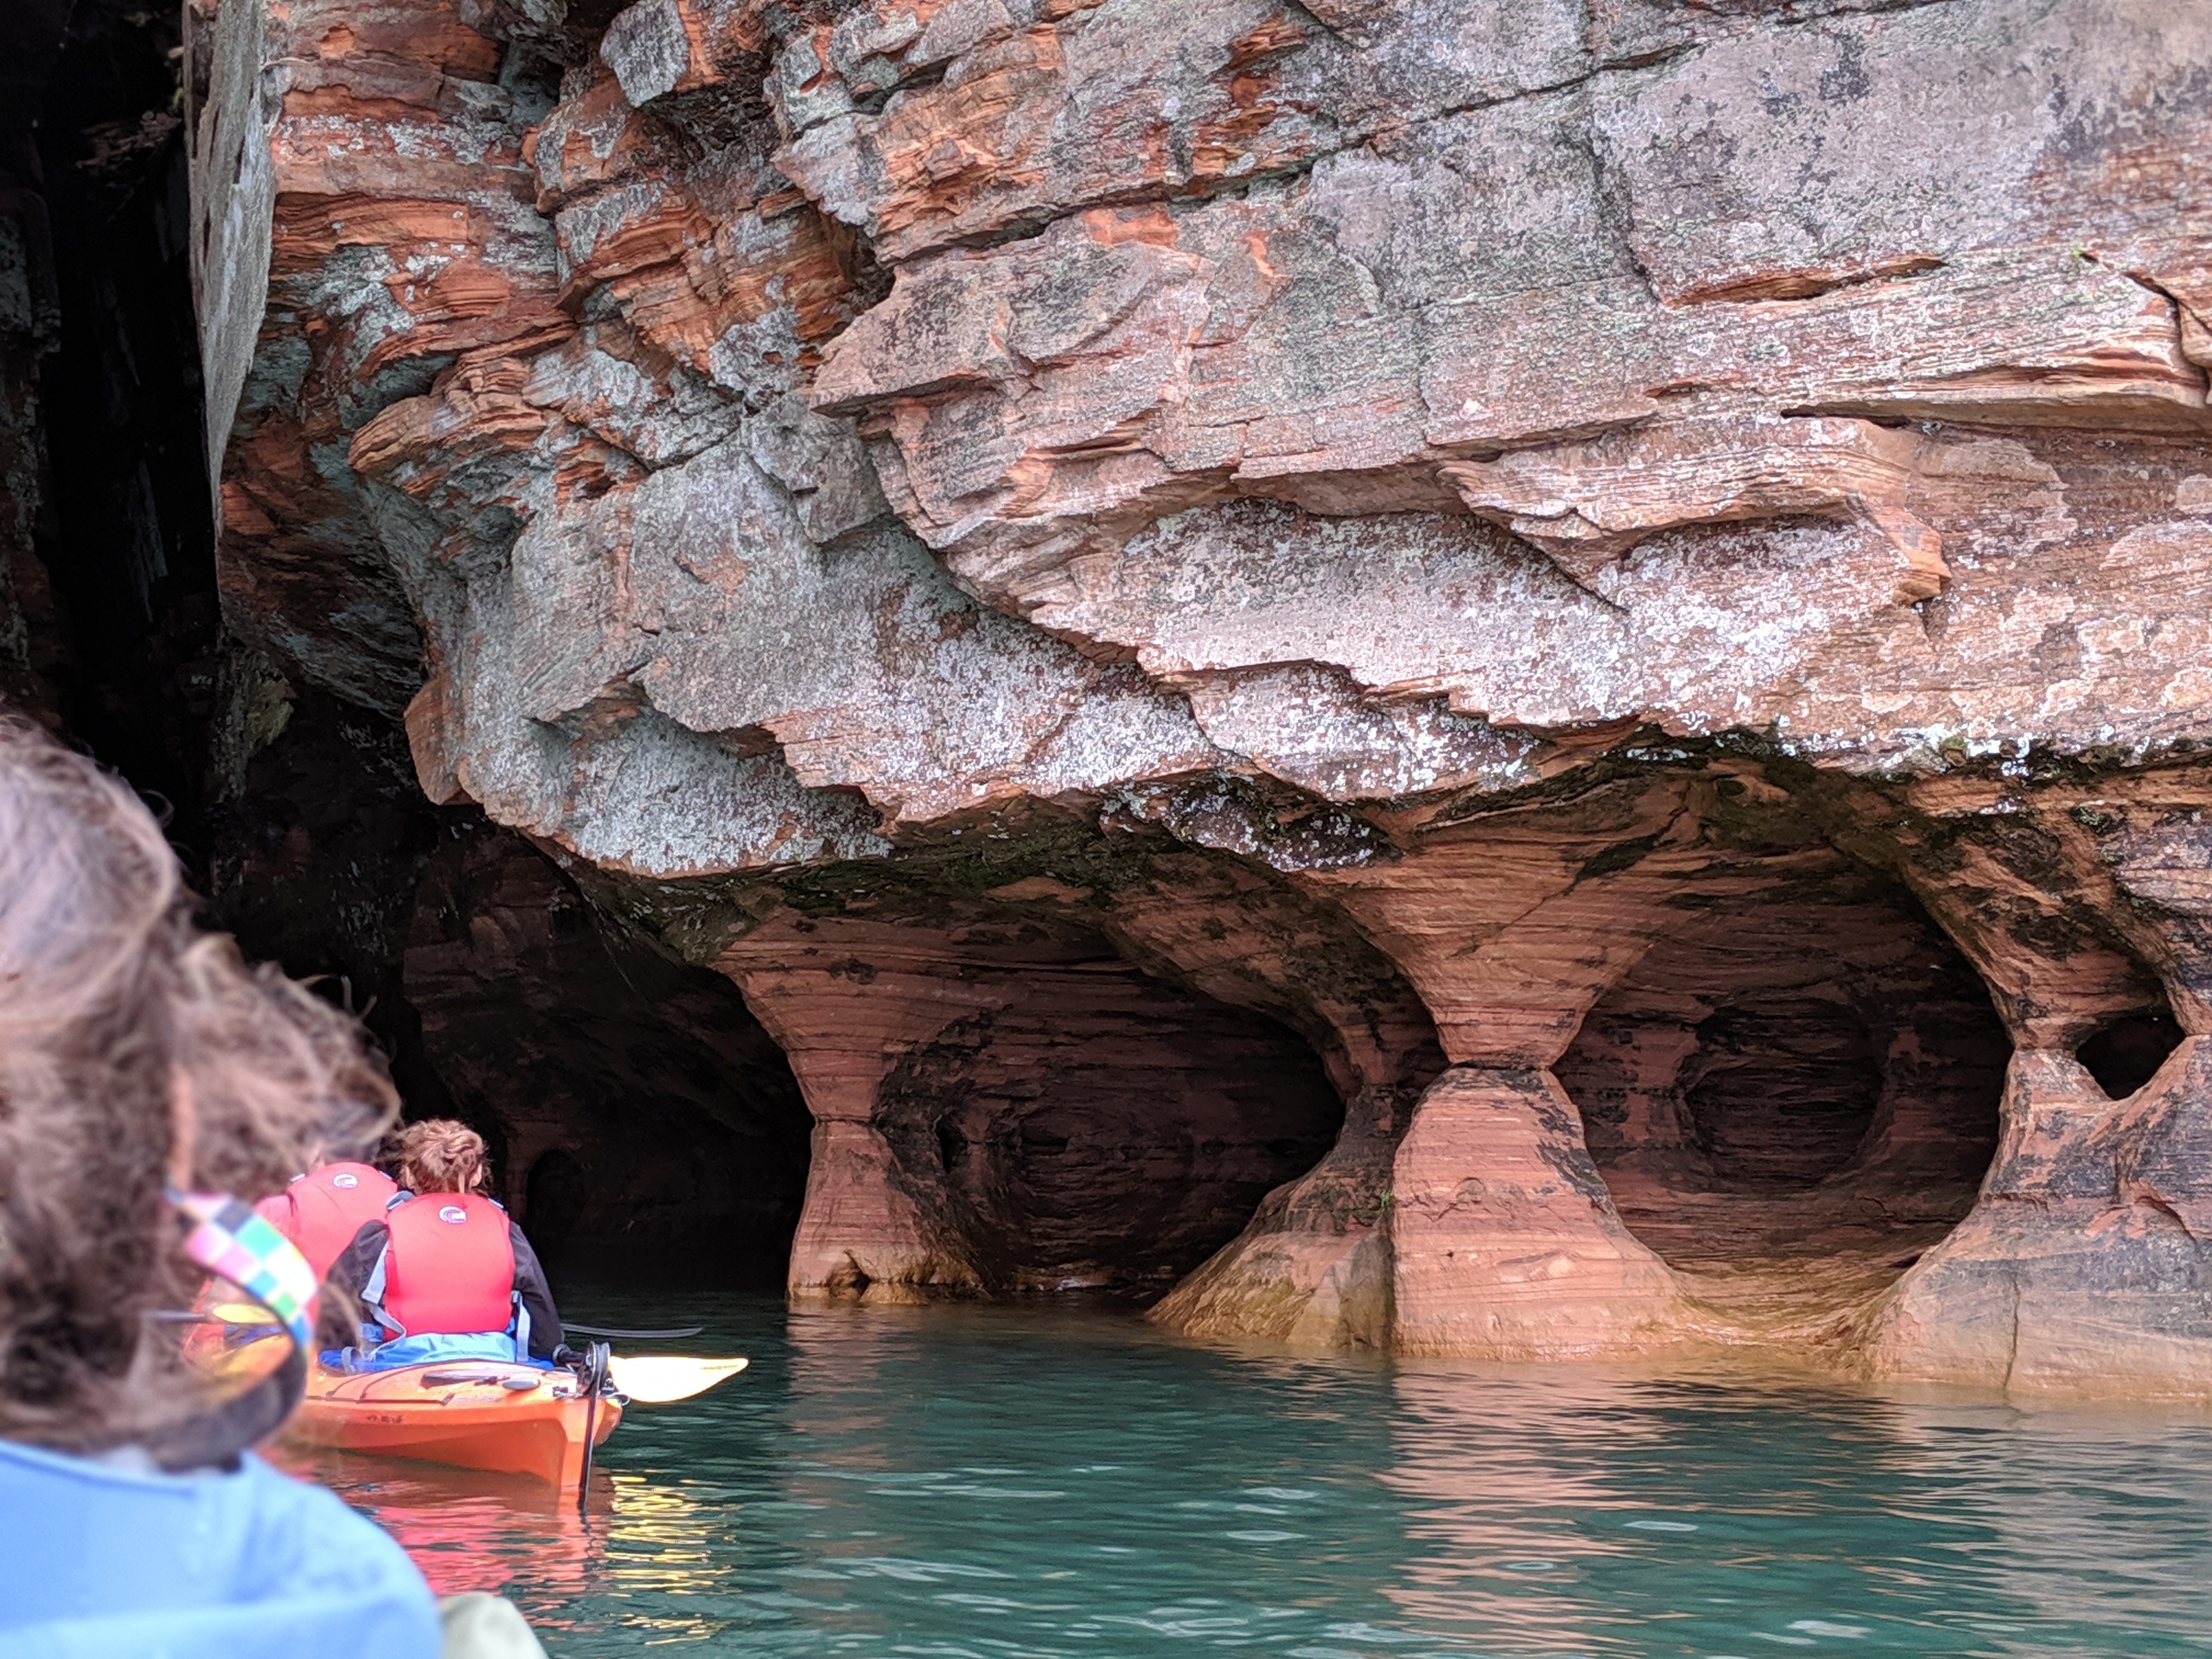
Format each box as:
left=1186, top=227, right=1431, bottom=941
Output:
left=874, top=957, right=1346, bottom=1296
left=1554, top=849, right=2012, bottom=1316
left=2077, top=1011, right=2186, bottom=1102
left=189, top=673, right=819, bottom=1281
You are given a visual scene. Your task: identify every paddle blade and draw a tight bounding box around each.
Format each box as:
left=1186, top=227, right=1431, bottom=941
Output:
left=607, top=1355, right=749, bottom=1404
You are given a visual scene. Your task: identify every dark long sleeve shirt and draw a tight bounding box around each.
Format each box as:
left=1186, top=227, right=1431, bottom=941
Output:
left=329, top=1209, right=564, bottom=1362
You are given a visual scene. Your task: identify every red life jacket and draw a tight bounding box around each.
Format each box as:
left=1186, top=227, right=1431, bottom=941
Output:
left=379, top=1192, right=516, bottom=1337
left=272, top=1161, right=399, bottom=1280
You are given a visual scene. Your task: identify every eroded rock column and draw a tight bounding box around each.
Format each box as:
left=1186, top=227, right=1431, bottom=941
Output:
left=1301, top=777, right=1710, bottom=1358
left=714, top=913, right=1020, bottom=1301
left=1386, top=1065, right=1689, bottom=1358
left=1855, top=768, right=2212, bottom=1393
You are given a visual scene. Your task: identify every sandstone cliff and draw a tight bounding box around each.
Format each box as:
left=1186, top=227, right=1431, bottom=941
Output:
left=187, top=0, right=2212, bottom=1393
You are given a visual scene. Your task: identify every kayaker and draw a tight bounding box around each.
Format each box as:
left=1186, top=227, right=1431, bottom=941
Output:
left=330, top=1120, right=566, bottom=1368
left=259, top=1159, right=401, bottom=1280
left=175, top=1161, right=394, bottom=1359
left=0, top=717, right=441, bottom=1658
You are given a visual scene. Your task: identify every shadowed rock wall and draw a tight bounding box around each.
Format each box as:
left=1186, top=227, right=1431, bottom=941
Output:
left=0, top=2, right=816, bottom=1277
left=2, top=0, right=222, bottom=798
left=178, top=0, right=2212, bottom=1392
left=205, top=685, right=815, bottom=1272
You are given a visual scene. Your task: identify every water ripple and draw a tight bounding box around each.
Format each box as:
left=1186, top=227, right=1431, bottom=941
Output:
left=281, top=1291, right=2212, bottom=1658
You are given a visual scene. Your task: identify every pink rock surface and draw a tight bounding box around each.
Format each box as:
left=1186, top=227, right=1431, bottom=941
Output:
left=1387, top=1066, right=1692, bottom=1361
left=188, top=0, right=2212, bottom=1391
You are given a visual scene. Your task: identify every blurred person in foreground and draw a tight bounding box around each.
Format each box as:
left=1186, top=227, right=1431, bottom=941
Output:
left=0, top=717, right=539, bottom=1659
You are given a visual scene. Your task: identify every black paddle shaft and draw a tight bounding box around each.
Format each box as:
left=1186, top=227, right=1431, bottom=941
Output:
left=564, top=1323, right=703, bottom=1340
left=575, top=1341, right=611, bottom=1517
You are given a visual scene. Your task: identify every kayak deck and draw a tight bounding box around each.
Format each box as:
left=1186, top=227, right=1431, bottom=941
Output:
left=285, top=1361, right=622, bottom=1487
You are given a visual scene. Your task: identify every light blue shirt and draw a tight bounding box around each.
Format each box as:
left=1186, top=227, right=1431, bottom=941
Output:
left=0, top=1437, right=440, bottom=1659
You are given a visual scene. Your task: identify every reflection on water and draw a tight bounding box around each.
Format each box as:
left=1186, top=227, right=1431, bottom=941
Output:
left=294, top=1291, right=2212, bottom=1657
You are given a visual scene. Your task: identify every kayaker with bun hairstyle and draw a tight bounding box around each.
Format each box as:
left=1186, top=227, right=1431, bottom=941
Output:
left=330, top=1120, right=566, bottom=1369
left=0, top=716, right=440, bottom=1657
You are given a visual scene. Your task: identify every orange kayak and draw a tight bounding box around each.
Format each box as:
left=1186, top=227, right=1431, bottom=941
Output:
left=283, top=1361, right=622, bottom=1487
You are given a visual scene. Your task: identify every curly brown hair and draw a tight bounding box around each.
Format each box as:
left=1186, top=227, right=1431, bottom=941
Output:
left=397, top=1120, right=490, bottom=1195
left=0, top=717, right=398, bottom=1452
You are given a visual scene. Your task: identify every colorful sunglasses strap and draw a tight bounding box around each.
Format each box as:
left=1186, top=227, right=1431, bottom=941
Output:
left=168, top=1188, right=318, bottom=1352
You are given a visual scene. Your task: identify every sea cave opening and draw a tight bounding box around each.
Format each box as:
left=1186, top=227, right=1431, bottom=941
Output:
left=200, top=693, right=817, bottom=1288
left=1553, top=852, right=2012, bottom=1325
left=398, top=828, right=815, bottom=1284
left=872, top=956, right=1346, bottom=1299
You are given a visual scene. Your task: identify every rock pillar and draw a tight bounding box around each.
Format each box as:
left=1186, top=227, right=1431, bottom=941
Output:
left=714, top=915, right=1005, bottom=1302
left=1387, top=1065, right=1692, bottom=1358
left=1866, top=1039, right=2212, bottom=1392
left=782, top=1119, right=975, bottom=1304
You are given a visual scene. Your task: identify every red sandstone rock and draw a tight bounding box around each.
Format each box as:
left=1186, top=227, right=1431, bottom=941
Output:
left=713, top=895, right=1353, bottom=1299
left=1864, top=1037, right=2212, bottom=1395
left=1437, top=416, right=1950, bottom=603
left=1387, top=1065, right=1692, bottom=1359
left=188, top=0, right=2212, bottom=1393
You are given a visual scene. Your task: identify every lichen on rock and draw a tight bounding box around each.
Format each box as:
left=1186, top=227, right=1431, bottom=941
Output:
left=187, top=0, right=2212, bottom=1393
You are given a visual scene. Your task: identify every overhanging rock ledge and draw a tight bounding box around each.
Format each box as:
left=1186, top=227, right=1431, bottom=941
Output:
left=190, top=0, right=2212, bottom=1393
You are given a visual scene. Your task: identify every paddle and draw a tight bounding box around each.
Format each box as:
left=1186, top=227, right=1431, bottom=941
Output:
left=574, top=1346, right=741, bottom=1510
left=606, top=1354, right=748, bottom=1403
left=151, top=1303, right=283, bottom=1348
left=396, top=1354, right=746, bottom=1404
left=150, top=1311, right=281, bottom=1338
left=563, top=1323, right=704, bottom=1340
left=576, top=1341, right=610, bottom=1516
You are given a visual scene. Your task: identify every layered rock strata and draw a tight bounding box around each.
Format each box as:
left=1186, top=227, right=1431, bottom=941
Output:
left=188, top=0, right=2212, bottom=1393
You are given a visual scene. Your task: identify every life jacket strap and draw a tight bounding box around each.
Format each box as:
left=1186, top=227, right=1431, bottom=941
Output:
left=361, top=1242, right=402, bottom=1339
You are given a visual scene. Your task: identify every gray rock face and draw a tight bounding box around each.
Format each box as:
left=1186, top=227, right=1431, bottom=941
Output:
left=192, top=0, right=2212, bottom=1391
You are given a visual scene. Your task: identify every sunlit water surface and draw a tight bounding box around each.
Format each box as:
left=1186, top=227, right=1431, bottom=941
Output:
left=278, top=1290, right=2212, bottom=1658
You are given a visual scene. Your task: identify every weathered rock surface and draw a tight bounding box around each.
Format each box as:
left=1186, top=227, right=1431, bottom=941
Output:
left=183, top=0, right=2212, bottom=1392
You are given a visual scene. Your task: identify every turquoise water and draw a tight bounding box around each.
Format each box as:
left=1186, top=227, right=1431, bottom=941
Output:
left=281, top=1291, right=2212, bottom=1657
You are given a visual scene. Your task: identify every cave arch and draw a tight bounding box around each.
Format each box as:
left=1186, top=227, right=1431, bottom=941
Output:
left=402, top=828, right=814, bottom=1283
left=1553, top=854, right=2010, bottom=1302
left=871, top=969, right=1346, bottom=1298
